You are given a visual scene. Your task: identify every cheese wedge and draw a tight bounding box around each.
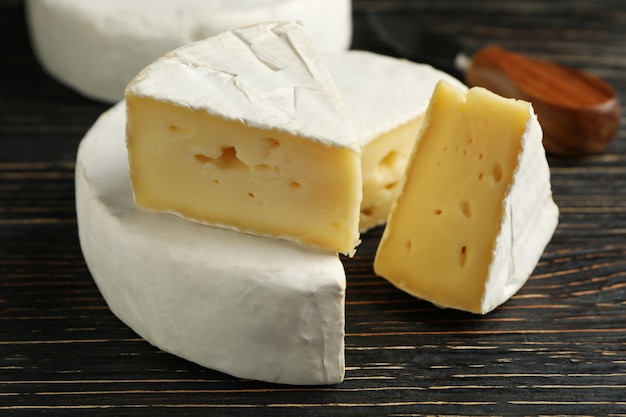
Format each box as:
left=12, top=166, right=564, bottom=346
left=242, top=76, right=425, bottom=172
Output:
left=75, top=101, right=346, bottom=385
left=26, top=0, right=352, bottom=102
left=374, top=81, right=559, bottom=314
left=325, top=50, right=467, bottom=232
left=125, top=22, right=362, bottom=255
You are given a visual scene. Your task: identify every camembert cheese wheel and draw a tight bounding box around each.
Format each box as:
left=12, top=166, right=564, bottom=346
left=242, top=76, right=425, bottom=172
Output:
left=125, top=22, right=362, bottom=255
left=75, top=101, right=346, bottom=385
left=325, top=50, right=467, bottom=232
left=374, top=81, right=559, bottom=314
left=26, top=0, right=352, bottom=102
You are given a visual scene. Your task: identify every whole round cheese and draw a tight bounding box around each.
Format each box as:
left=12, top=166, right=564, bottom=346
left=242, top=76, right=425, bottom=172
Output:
left=26, top=0, right=352, bottom=103
left=75, top=101, right=346, bottom=385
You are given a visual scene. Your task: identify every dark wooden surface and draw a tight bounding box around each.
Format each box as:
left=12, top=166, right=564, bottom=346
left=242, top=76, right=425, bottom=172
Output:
left=2, top=1, right=626, bottom=415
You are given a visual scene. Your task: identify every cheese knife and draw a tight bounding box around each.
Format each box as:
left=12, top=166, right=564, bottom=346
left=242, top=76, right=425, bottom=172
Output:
left=367, top=12, right=621, bottom=156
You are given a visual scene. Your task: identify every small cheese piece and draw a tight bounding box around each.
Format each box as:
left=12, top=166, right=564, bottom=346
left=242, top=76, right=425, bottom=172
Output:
left=374, top=81, right=559, bottom=314
left=325, top=51, right=467, bottom=232
left=125, top=22, right=362, bottom=255
left=25, top=0, right=352, bottom=102
left=76, top=101, right=346, bottom=385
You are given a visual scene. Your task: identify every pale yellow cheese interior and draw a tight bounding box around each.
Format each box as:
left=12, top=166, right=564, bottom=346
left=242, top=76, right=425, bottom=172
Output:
left=126, top=95, right=362, bottom=254
left=374, top=82, right=530, bottom=313
left=359, top=115, right=424, bottom=232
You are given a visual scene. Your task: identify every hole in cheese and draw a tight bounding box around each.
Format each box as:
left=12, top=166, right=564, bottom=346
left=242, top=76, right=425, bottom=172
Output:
left=289, top=181, right=301, bottom=189
left=460, top=201, right=472, bottom=218
left=194, top=146, right=250, bottom=173
left=265, top=138, right=280, bottom=147
left=385, top=181, right=398, bottom=191
left=434, top=209, right=442, bottom=215
left=490, top=163, right=503, bottom=184
left=379, top=150, right=399, bottom=170
left=361, top=206, right=374, bottom=217
left=263, top=137, right=281, bottom=156
left=168, top=125, right=193, bottom=137
left=255, top=164, right=280, bottom=173
left=459, top=245, right=468, bottom=267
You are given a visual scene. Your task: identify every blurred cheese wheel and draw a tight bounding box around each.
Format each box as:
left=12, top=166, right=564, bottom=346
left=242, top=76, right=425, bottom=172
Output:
left=25, top=0, right=352, bottom=102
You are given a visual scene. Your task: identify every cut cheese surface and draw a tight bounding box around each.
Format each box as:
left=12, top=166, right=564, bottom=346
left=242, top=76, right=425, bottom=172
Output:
left=374, top=81, right=559, bottom=314
left=358, top=117, right=424, bottom=232
left=325, top=50, right=467, bottom=232
left=26, top=0, right=352, bottom=102
left=76, top=101, right=346, bottom=385
left=126, top=22, right=362, bottom=255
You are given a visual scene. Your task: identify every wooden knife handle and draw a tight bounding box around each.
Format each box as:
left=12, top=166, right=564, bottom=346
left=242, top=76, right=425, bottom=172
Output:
left=465, top=45, right=620, bottom=156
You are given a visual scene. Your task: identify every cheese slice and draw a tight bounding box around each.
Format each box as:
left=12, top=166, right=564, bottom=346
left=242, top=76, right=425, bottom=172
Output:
left=374, top=81, right=559, bottom=314
left=76, top=101, right=346, bottom=385
left=125, top=22, right=362, bottom=255
left=26, top=0, right=352, bottom=102
left=325, top=50, right=467, bottom=232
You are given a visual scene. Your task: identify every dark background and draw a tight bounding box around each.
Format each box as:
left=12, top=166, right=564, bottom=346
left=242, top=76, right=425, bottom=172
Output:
left=2, top=0, right=626, bottom=415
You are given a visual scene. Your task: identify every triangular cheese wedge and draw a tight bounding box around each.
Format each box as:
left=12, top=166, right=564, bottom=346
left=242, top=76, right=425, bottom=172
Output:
left=374, top=81, right=559, bottom=314
left=125, top=22, right=361, bottom=255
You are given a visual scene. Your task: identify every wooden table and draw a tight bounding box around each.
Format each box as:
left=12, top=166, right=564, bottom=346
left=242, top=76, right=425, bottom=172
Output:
left=2, top=1, right=625, bottom=415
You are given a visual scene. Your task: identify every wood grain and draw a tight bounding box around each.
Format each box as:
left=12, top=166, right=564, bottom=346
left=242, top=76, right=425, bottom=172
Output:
left=2, top=1, right=626, bottom=416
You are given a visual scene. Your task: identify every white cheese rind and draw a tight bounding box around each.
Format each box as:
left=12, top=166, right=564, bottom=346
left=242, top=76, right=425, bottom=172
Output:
left=26, top=0, right=352, bottom=102
left=480, top=108, right=559, bottom=313
left=75, top=101, right=346, bottom=385
left=126, top=21, right=358, bottom=152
